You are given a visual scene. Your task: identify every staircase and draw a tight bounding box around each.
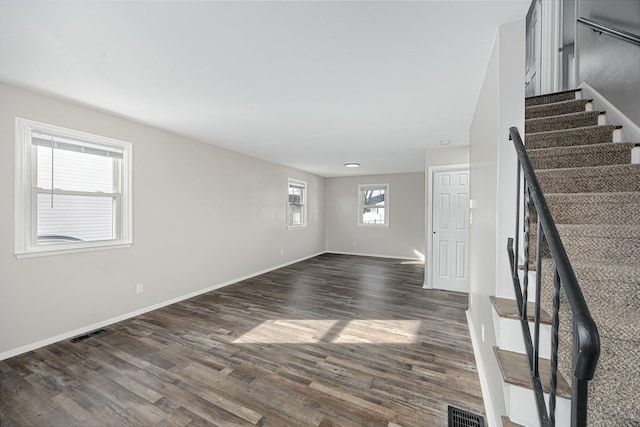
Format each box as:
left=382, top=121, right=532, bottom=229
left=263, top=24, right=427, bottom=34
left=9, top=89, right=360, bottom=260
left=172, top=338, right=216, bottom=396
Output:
left=493, top=89, right=640, bottom=426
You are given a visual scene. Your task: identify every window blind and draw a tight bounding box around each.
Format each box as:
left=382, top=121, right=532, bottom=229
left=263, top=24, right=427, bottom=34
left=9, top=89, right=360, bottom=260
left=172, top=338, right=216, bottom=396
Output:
left=32, top=132, right=124, bottom=159
left=32, top=132, right=119, bottom=243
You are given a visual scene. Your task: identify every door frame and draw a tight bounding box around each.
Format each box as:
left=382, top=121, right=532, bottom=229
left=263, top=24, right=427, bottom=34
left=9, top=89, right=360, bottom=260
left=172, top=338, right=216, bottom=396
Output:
left=527, top=0, right=563, bottom=95
left=424, top=164, right=469, bottom=289
left=525, top=0, right=542, bottom=96
left=540, top=0, right=563, bottom=94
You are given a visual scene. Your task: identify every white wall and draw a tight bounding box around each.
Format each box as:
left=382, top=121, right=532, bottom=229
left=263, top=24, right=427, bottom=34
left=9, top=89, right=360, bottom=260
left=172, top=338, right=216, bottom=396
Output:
left=0, top=83, right=326, bottom=358
left=467, top=20, right=524, bottom=427
left=424, top=146, right=469, bottom=287
left=325, top=173, right=425, bottom=260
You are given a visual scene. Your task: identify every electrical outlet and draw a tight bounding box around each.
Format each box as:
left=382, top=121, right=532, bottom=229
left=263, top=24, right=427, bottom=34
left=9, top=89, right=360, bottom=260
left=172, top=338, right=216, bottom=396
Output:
left=280, top=249, right=284, bottom=256
left=353, top=241, right=357, bottom=247
left=136, top=283, right=144, bottom=294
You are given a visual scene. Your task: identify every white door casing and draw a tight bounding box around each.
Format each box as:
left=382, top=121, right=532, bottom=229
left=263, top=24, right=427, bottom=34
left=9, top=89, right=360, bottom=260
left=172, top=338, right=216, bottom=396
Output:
left=525, top=0, right=542, bottom=96
left=429, top=167, right=470, bottom=293
left=526, top=0, right=563, bottom=96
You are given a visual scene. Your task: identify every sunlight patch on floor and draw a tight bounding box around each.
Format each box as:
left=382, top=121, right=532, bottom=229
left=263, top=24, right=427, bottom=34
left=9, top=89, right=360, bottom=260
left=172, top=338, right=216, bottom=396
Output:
left=400, top=249, right=425, bottom=265
left=232, top=319, right=422, bottom=344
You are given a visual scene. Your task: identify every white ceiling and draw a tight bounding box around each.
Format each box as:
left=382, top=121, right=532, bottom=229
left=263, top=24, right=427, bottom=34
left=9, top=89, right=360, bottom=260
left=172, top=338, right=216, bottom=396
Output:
left=0, top=1, right=529, bottom=177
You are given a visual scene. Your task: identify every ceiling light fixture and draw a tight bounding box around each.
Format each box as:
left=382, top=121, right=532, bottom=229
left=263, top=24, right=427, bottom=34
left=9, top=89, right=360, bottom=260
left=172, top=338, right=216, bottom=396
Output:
left=344, top=162, right=360, bottom=168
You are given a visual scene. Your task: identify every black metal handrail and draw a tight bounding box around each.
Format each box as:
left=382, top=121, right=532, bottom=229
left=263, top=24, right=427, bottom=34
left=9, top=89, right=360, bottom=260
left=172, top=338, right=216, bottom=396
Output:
left=578, top=17, right=640, bottom=46
left=507, top=127, right=600, bottom=426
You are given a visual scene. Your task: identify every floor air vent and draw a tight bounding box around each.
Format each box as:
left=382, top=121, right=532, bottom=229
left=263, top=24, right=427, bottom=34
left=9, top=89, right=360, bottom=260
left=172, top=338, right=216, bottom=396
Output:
left=448, top=406, right=485, bottom=427
left=70, top=329, right=108, bottom=343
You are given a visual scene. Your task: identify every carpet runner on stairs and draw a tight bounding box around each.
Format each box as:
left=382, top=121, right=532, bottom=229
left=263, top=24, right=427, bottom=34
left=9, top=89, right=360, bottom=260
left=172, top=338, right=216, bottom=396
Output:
left=524, top=89, right=640, bottom=426
left=525, top=125, right=622, bottom=149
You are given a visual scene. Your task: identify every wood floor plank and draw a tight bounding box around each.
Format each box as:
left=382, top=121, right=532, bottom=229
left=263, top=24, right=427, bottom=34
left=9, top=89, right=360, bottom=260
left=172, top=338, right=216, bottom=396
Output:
left=1, top=254, right=485, bottom=426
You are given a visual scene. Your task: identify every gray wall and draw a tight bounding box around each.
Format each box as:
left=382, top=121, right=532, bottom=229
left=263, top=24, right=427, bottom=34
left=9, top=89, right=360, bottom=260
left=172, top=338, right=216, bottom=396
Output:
left=576, top=0, right=640, bottom=126
left=468, top=20, right=525, bottom=426
left=0, top=83, right=326, bottom=357
left=325, top=173, right=425, bottom=260
left=579, top=0, right=640, bottom=34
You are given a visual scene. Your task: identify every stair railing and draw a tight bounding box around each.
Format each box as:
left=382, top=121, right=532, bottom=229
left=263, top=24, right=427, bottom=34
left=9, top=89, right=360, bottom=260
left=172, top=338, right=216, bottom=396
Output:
left=577, top=17, right=640, bottom=47
left=507, top=127, right=600, bottom=427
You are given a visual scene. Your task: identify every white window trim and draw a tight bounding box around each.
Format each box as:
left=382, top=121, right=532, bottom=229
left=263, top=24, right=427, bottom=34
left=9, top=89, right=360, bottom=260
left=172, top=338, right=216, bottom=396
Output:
left=14, top=118, right=133, bottom=259
left=357, top=183, right=390, bottom=227
left=287, top=178, right=307, bottom=229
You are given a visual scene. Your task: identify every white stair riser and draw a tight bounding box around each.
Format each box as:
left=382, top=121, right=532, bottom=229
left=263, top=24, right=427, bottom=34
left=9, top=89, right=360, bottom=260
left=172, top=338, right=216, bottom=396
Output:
left=506, top=383, right=571, bottom=427
left=632, top=146, right=640, bottom=164
left=597, top=113, right=607, bottom=126
left=517, top=269, right=538, bottom=303
left=613, top=128, right=623, bottom=142
left=492, top=307, right=551, bottom=359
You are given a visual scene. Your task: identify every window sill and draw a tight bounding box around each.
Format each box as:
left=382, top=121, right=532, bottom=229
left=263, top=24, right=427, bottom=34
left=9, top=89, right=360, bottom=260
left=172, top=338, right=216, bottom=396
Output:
left=357, top=223, right=389, bottom=228
left=287, top=225, right=308, bottom=230
left=15, top=241, right=133, bottom=259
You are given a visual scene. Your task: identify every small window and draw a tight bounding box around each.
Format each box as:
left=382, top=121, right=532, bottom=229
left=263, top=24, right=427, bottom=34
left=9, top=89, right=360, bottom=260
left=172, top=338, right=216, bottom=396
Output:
left=358, top=184, right=389, bottom=226
left=287, top=178, right=307, bottom=228
left=15, top=118, right=133, bottom=258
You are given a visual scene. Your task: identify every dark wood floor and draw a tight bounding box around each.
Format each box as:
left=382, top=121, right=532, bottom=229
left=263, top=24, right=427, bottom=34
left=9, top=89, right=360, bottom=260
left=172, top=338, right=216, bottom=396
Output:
left=0, top=254, right=484, bottom=426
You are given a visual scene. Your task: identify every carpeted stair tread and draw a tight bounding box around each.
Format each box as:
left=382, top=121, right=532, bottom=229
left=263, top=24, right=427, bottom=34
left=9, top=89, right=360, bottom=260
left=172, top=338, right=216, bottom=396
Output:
left=525, top=89, right=581, bottom=107
left=587, top=335, right=640, bottom=424
left=553, top=335, right=640, bottom=426
left=536, top=164, right=640, bottom=193
left=493, top=347, right=571, bottom=398
left=540, top=259, right=640, bottom=341
left=538, top=265, right=640, bottom=425
left=528, top=142, right=635, bottom=170
left=544, top=192, right=640, bottom=226
left=524, top=125, right=619, bottom=149
left=542, top=313, right=640, bottom=425
left=550, top=327, right=640, bottom=424
left=556, top=224, right=640, bottom=264
left=525, top=99, right=592, bottom=119
left=525, top=111, right=603, bottom=133
left=575, top=264, right=639, bottom=342
left=588, top=412, right=640, bottom=427
left=518, top=89, right=639, bottom=426
left=520, top=223, right=640, bottom=262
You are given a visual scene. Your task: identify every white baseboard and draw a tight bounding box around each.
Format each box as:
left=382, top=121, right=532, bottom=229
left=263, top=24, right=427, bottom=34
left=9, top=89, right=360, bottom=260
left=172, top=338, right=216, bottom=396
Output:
left=467, top=310, right=501, bottom=427
left=325, top=250, right=424, bottom=262
left=0, top=251, right=325, bottom=361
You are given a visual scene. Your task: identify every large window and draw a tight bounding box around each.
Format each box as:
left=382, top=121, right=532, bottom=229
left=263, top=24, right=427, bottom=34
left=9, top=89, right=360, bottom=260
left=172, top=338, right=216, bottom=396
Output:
left=358, top=183, right=389, bottom=226
left=15, top=118, right=133, bottom=258
left=287, top=178, right=307, bottom=228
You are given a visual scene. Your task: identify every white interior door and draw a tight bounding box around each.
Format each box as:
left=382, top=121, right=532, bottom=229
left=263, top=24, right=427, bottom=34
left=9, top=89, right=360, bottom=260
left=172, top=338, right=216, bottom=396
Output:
left=432, top=169, right=469, bottom=293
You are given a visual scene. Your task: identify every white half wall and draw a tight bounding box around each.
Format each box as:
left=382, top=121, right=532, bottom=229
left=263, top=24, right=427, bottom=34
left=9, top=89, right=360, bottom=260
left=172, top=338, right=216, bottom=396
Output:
left=0, top=83, right=326, bottom=357
left=468, top=20, right=525, bottom=427
left=325, top=173, right=425, bottom=261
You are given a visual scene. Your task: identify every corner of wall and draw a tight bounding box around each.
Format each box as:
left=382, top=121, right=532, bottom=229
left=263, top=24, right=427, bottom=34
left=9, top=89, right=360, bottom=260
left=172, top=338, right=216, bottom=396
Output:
left=467, top=18, right=525, bottom=427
